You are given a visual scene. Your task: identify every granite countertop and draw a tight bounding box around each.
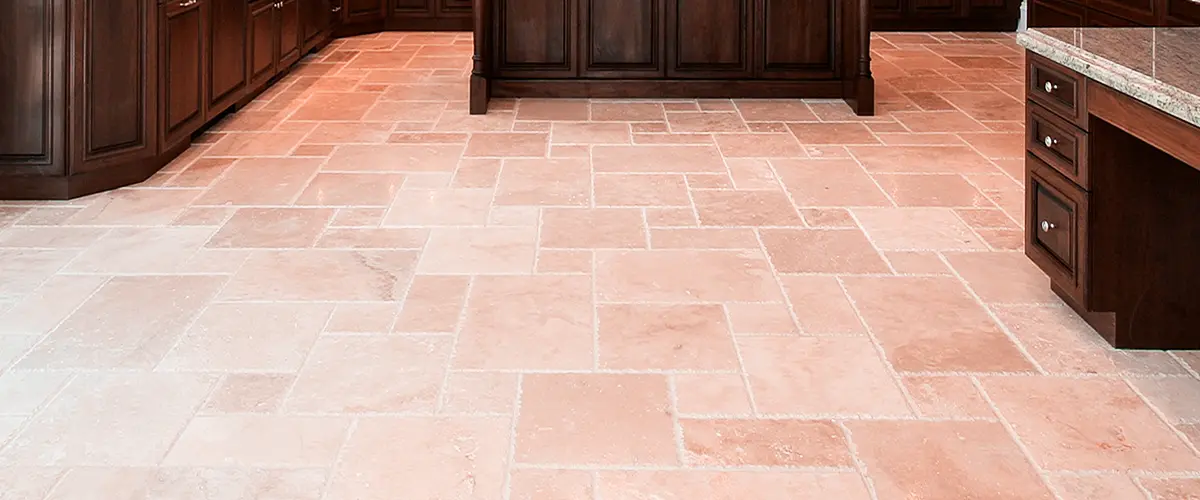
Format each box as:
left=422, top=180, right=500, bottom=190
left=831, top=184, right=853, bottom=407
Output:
left=1017, top=27, right=1200, bottom=127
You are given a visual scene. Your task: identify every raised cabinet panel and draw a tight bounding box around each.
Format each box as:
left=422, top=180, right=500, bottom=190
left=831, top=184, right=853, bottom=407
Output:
left=667, top=0, right=753, bottom=78
left=1086, top=0, right=1154, bottom=24
left=1029, top=0, right=1084, bottom=26
left=303, top=0, right=332, bottom=49
left=75, top=0, right=157, bottom=173
left=1165, top=0, right=1200, bottom=25
left=279, top=0, right=303, bottom=68
left=908, top=0, right=963, bottom=15
left=160, top=0, right=208, bottom=149
left=1086, top=7, right=1141, bottom=25
left=393, top=0, right=434, bottom=15
left=968, top=0, right=1007, bottom=12
left=439, top=0, right=474, bottom=15
left=249, top=0, right=277, bottom=87
left=0, top=0, right=66, bottom=175
left=494, top=0, right=576, bottom=77
left=345, top=0, right=387, bottom=21
left=209, top=0, right=249, bottom=114
left=580, top=0, right=664, bottom=77
left=757, top=0, right=836, bottom=78
left=871, top=0, right=902, bottom=15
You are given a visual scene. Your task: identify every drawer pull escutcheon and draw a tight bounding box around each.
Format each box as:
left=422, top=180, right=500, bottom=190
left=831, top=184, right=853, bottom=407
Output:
left=1040, top=220, right=1056, bottom=233
left=1043, top=81, right=1057, bottom=93
left=1043, top=136, right=1057, bottom=148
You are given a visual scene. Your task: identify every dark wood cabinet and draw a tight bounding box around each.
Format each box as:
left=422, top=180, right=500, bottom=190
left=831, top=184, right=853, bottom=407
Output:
left=279, top=0, right=303, bottom=67
left=493, top=0, right=577, bottom=77
left=580, top=0, right=665, bottom=77
left=302, top=0, right=333, bottom=51
left=249, top=0, right=278, bottom=87
left=440, top=0, right=474, bottom=15
left=1087, top=0, right=1155, bottom=24
left=345, top=0, right=387, bottom=22
left=1165, top=0, right=1200, bottom=24
left=208, top=0, right=249, bottom=114
left=1030, top=0, right=1086, bottom=26
left=392, top=0, right=433, bottom=15
left=908, top=0, right=962, bottom=16
left=160, top=0, right=209, bottom=149
left=757, top=0, right=836, bottom=78
left=871, top=0, right=1019, bottom=30
left=387, top=0, right=472, bottom=28
left=667, top=0, right=753, bottom=78
left=0, top=0, right=67, bottom=177
left=1029, top=0, right=1200, bottom=26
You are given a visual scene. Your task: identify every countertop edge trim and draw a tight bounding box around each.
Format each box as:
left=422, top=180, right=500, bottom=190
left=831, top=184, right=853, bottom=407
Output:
left=1017, top=30, right=1200, bottom=129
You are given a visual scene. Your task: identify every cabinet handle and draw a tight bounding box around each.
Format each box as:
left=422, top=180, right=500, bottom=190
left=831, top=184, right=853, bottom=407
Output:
left=332, top=5, right=342, bottom=12
left=179, top=0, right=198, bottom=6
left=1043, top=81, right=1058, bottom=93
left=1040, top=220, right=1056, bottom=233
left=1043, top=136, right=1057, bottom=148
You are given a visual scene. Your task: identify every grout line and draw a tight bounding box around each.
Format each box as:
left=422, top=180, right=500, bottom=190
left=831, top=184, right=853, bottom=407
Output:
left=970, top=376, right=1065, bottom=499
left=836, top=421, right=882, bottom=500
left=501, top=373, right=524, bottom=500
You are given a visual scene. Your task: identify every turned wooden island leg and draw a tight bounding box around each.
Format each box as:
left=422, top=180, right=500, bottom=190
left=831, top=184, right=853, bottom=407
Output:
left=469, top=0, right=489, bottom=115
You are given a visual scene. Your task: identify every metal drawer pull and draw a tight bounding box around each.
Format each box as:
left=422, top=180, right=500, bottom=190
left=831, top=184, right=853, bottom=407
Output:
left=1040, top=221, right=1056, bottom=233
left=179, top=0, right=198, bottom=6
left=1043, top=81, right=1058, bottom=93
left=1043, top=136, right=1058, bottom=148
left=332, top=5, right=342, bottom=11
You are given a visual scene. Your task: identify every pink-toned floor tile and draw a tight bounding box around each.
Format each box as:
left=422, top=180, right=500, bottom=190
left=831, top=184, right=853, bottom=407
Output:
left=981, top=376, right=1200, bottom=472
left=1050, top=475, right=1148, bottom=500
left=326, top=417, right=509, bottom=500
left=960, top=131, right=1026, bottom=159
left=841, top=276, right=1036, bottom=373
left=451, top=158, right=502, bottom=188
left=295, top=172, right=405, bottom=206
left=0, top=373, right=215, bottom=465
left=872, top=173, right=991, bottom=207
left=760, top=228, right=890, bottom=274
left=536, top=249, right=593, bottom=273
left=66, top=188, right=201, bottom=225
left=799, top=207, right=857, bottom=227
left=667, top=112, right=748, bottom=133
left=286, top=336, right=448, bottom=413
left=394, top=275, right=470, bottom=332
left=494, top=158, right=591, bottom=206
left=417, top=227, right=537, bottom=274
left=592, top=145, right=727, bottom=173
left=590, top=102, right=666, bottom=121
left=854, top=207, right=988, bottom=250
left=1129, top=377, right=1200, bottom=423
left=220, top=250, right=416, bottom=301
left=325, top=303, right=399, bottom=333
left=737, top=336, right=911, bottom=416
left=315, top=227, right=429, bottom=248
left=159, top=303, right=332, bottom=372
left=516, top=373, right=678, bottom=465
left=62, top=227, right=213, bottom=273
left=884, top=250, right=951, bottom=274
left=686, top=173, right=734, bottom=189
left=893, top=110, right=989, bottom=133
left=902, top=375, right=995, bottom=419
left=290, top=91, right=380, bottom=121
left=171, top=206, right=234, bottom=226
left=509, top=469, right=594, bottom=500
left=433, top=111, right=515, bottom=132
left=773, top=159, right=892, bottom=207
left=454, top=275, right=593, bottom=369
left=489, top=205, right=540, bottom=226
left=382, top=188, right=492, bottom=226
left=196, top=158, right=322, bottom=205
left=682, top=419, right=851, bottom=467
left=598, top=304, right=738, bottom=370
left=201, top=373, right=294, bottom=413
left=17, top=276, right=225, bottom=370
left=52, top=468, right=327, bottom=500
left=645, top=207, right=699, bottom=227
left=944, top=251, right=1059, bottom=303
left=942, top=91, right=1025, bottom=121
left=674, top=374, right=754, bottom=415
left=596, top=249, right=782, bottom=302
left=788, top=123, right=880, bottom=145
left=464, top=133, right=548, bottom=157
left=634, top=132, right=715, bottom=145
left=551, top=122, right=632, bottom=144
left=992, top=305, right=1189, bottom=376
left=1138, top=478, right=1200, bottom=499
left=714, top=134, right=805, bottom=158
left=163, top=415, right=350, bottom=467
left=324, top=144, right=464, bottom=172
left=390, top=132, right=472, bottom=145
left=206, top=208, right=333, bottom=248
left=541, top=208, right=647, bottom=249
left=204, top=132, right=308, bottom=156
left=517, top=99, right=589, bottom=121
left=725, top=302, right=798, bottom=334
left=442, top=372, right=519, bottom=414
left=649, top=228, right=758, bottom=249
left=303, top=122, right=395, bottom=144
left=362, top=100, right=446, bottom=122
left=725, top=158, right=779, bottom=190
left=691, top=190, right=803, bottom=227
left=736, top=100, right=818, bottom=121
left=956, top=207, right=1018, bottom=228
left=849, top=145, right=996, bottom=174
left=594, top=173, right=690, bottom=206
left=597, top=471, right=872, bottom=500
left=847, top=420, right=1055, bottom=499
left=0, top=274, right=107, bottom=335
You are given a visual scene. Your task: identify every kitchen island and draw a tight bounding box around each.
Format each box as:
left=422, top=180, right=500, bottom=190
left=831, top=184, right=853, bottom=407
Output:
left=1018, top=27, right=1200, bottom=349
left=467, top=0, right=874, bottom=116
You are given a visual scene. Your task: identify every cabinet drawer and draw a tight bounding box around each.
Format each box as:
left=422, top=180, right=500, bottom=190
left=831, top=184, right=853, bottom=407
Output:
left=1027, top=102, right=1088, bottom=188
left=1026, top=153, right=1089, bottom=304
left=1027, top=52, right=1088, bottom=130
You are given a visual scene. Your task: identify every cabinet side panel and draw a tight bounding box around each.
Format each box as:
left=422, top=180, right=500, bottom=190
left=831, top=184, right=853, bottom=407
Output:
left=0, top=0, right=66, bottom=175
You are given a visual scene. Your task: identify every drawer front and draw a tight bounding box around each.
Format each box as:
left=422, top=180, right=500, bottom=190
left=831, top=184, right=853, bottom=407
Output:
left=1027, top=102, right=1089, bottom=188
left=1027, top=52, right=1088, bottom=130
left=1026, top=153, right=1089, bottom=304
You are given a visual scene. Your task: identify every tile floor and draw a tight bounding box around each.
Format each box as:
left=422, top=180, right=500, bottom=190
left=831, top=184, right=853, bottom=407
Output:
left=1, top=31, right=1199, bottom=499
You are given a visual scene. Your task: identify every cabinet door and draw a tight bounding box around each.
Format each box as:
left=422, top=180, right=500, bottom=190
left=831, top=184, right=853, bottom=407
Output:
left=1028, top=0, right=1084, bottom=26
left=1086, top=0, right=1153, bottom=24
left=907, top=0, right=964, bottom=16
left=278, top=0, right=303, bottom=67
left=870, top=0, right=903, bottom=16
left=580, top=0, right=664, bottom=77
left=160, top=0, right=208, bottom=148
left=392, top=0, right=434, bottom=16
left=248, top=0, right=277, bottom=87
left=0, top=0, right=66, bottom=176
left=208, top=0, right=249, bottom=114
left=667, top=0, right=752, bottom=78
left=494, top=0, right=577, bottom=77
left=345, top=0, right=387, bottom=22
left=1165, top=0, right=1200, bottom=25
left=438, top=0, right=473, bottom=16
left=1087, top=7, right=1141, bottom=24
left=757, top=0, right=836, bottom=78
left=303, top=0, right=332, bottom=49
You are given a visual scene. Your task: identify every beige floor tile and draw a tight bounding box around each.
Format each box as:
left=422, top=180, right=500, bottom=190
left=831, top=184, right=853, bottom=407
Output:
left=159, top=303, right=333, bottom=372
left=455, top=275, right=593, bottom=369
left=417, top=227, right=537, bottom=274
left=220, top=250, right=416, bottom=301
left=681, top=419, right=852, bottom=467
left=285, top=336, right=449, bottom=413
left=596, top=250, right=782, bottom=302
left=597, top=471, right=872, bottom=500
left=598, top=304, right=738, bottom=370
left=163, top=415, right=350, bottom=467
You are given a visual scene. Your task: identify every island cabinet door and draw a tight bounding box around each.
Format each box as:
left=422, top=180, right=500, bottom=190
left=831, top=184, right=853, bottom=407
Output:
left=393, top=0, right=434, bottom=17
left=1, top=0, right=67, bottom=177
left=344, top=0, right=387, bottom=22
left=579, top=0, right=666, bottom=77
left=907, top=0, right=964, bottom=17
left=755, top=0, right=837, bottom=79
left=1086, top=0, right=1154, bottom=24
left=1164, top=0, right=1200, bottom=25
left=666, top=0, right=754, bottom=78
left=159, top=0, right=208, bottom=149
left=208, top=0, right=250, bottom=114
left=493, top=0, right=577, bottom=77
